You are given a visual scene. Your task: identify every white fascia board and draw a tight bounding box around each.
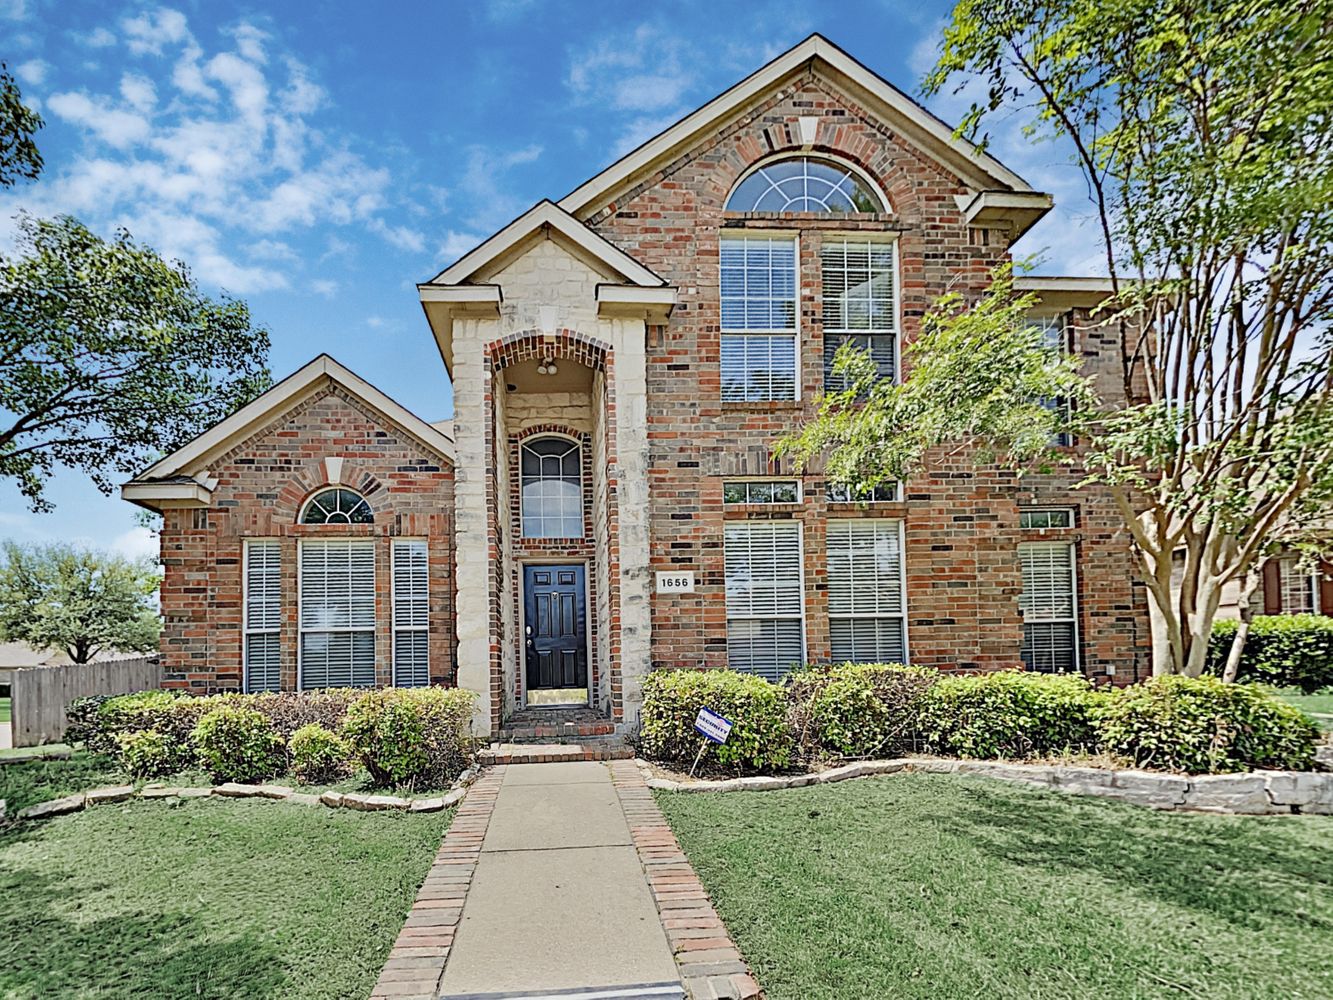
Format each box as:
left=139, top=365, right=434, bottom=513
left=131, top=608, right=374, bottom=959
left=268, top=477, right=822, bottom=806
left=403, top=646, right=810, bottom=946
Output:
left=130, top=355, right=455, bottom=485
left=1015, top=275, right=1116, bottom=294
left=960, top=189, right=1054, bottom=239
left=596, top=284, right=678, bottom=321
left=559, top=34, right=1035, bottom=219
left=416, top=284, right=503, bottom=308
left=424, top=200, right=665, bottom=288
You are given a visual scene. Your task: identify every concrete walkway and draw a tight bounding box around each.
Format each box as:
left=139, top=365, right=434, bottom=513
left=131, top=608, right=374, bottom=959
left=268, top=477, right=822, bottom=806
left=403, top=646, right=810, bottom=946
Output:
left=437, top=760, right=682, bottom=1000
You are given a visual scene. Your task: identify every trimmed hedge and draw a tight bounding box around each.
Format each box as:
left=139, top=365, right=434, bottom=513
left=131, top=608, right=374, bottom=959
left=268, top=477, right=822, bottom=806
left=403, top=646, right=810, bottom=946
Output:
left=116, top=729, right=176, bottom=779
left=193, top=705, right=287, bottom=783
left=639, top=669, right=794, bottom=774
left=787, top=663, right=936, bottom=759
left=920, top=671, right=1105, bottom=760
left=1207, top=615, right=1333, bottom=693
left=289, top=724, right=353, bottom=785
left=1097, top=675, right=1321, bottom=773
left=342, top=687, right=476, bottom=789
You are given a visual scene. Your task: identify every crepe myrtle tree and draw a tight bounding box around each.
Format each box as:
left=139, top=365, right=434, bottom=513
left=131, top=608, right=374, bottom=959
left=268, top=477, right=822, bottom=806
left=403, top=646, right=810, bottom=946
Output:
left=0, top=541, right=161, bottom=664
left=781, top=0, right=1333, bottom=677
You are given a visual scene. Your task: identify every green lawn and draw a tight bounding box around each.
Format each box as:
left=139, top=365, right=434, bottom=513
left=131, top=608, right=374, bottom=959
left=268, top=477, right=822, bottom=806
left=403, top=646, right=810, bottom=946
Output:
left=0, top=797, right=451, bottom=999
left=1276, top=689, right=1333, bottom=730
left=658, top=774, right=1333, bottom=1000
left=0, top=696, right=10, bottom=724
left=0, top=751, right=124, bottom=813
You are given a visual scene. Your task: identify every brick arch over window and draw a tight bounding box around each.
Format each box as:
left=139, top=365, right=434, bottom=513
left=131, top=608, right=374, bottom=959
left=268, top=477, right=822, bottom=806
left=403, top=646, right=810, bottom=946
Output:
left=272, top=461, right=387, bottom=525
left=485, top=328, right=611, bottom=374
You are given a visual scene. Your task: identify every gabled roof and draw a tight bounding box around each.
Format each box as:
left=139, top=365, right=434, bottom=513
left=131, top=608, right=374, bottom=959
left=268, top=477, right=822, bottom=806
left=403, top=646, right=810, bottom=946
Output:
left=559, top=33, right=1039, bottom=220
left=423, top=199, right=667, bottom=288
left=122, top=355, right=454, bottom=509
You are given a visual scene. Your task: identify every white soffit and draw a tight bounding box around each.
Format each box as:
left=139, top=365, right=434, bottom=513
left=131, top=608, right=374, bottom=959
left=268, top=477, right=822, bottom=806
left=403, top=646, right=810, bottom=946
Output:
left=558, top=33, right=1037, bottom=219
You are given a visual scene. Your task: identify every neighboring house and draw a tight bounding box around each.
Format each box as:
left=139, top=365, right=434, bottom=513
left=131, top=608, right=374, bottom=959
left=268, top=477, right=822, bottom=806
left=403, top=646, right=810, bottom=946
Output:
left=1193, top=553, right=1333, bottom=620
left=123, top=35, right=1151, bottom=736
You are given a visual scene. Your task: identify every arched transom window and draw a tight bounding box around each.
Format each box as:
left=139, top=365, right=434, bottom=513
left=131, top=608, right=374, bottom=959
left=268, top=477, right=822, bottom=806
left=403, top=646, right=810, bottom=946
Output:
left=301, top=488, right=373, bottom=524
left=520, top=437, right=583, bottom=538
left=726, top=156, right=884, bottom=213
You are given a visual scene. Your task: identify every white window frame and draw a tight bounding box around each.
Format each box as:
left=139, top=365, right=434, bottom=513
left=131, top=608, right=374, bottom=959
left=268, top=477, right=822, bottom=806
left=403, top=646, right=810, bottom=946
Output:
left=1019, top=507, right=1075, bottom=530
left=826, top=518, right=910, bottom=665
left=724, top=520, right=807, bottom=680
left=1278, top=556, right=1320, bottom=614
left=519, top=435, right=584, bottom=539
left=722, top=479, right=802, bottom=505
left=1018, top=540, right=1080, bottom=673
left=821, top=233, right=900, bottom=391
left=1026, top=313, right=1074, bottom=446
left=297, top=538, right=377, bottom=690
left=826, top=481, right=903, bottom=503
left=720, top=233, right=800, bottom=402
left=242, top=539, right=281, bottom=693
left=391, top=538, right=430, bottom=687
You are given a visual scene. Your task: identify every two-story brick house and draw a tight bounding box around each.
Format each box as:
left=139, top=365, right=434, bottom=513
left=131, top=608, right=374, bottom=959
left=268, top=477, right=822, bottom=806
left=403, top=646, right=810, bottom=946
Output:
left=123, top=35, right=1150, bottom=736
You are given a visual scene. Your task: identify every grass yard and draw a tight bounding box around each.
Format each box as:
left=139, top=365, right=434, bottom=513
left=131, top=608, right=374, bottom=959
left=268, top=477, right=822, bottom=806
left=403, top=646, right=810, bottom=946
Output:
left=0, top=696, right=10, bottom=723
left=658, top=773, right=1333, bottom=1000
left=0, top=751, right=123, bottom=813
left=0, top=796, right=451, bottom=999
left=1276, top=689, right=1333, bottom=730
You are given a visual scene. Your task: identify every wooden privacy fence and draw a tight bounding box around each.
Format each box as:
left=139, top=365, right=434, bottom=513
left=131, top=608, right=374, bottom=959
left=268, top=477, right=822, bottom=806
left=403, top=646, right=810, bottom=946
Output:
left=10, top=656, right=162, bottom=747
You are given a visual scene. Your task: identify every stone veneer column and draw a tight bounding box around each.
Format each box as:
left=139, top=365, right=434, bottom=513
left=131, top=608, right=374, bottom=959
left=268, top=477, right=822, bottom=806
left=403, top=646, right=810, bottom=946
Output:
left=450, top=316, right=495, bottom=734
left=611, top=317, right=652, bottom=724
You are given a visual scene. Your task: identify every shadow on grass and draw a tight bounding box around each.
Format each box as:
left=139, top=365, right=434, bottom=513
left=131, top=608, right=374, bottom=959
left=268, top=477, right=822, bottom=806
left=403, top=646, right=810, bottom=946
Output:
left=940, top=780, right=1333, bottom=931
left=0, top=825, right=288, bottom=999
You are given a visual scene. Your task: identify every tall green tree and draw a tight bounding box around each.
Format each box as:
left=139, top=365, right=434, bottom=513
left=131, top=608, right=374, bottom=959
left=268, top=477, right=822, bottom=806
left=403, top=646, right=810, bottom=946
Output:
left=783, top=1, right=1333, bottom=677
left=0, top=69, right=271, bottom=511
left=0, top=541, right=161, bottom=663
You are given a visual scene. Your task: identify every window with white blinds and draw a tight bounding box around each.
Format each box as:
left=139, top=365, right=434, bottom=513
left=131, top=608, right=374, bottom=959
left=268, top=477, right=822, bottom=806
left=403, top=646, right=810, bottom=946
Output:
left=392, top=539, right=429, bottom=687
left=826, top=520, right=907, bottom=664
left=821, top=236, right=896, bottom=391
left=724, top=520, right=805, bottom=681
left=1019, top=541, right=1079, bottom=673
left=720, top=236, right=798, bottom=402
left=243, top=540, right=281, bottom=693
left=299, top=539, right=376, bottom=689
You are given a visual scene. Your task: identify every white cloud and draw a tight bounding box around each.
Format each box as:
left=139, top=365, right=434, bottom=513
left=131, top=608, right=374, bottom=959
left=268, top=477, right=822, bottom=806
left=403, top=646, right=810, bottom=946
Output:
left=311, top=278, right=338, bottom=298
left=109, top=525, right=158, bottom=561
left=0, top=10, right=425, bottom=294
left=438, top=229, right=484, bottom=265
left=119, top=73, right=157, bottom=112
left=366, top=315, right=385, bottom=329
left=77, top=26, right=117, bottom=48
left=47, top=91, right=152, bottom=148
left=0, top=0, right=29, bottom=21
left=121, top=6, right=190, bottom=56
left=15, top=58, right=48, bottom=86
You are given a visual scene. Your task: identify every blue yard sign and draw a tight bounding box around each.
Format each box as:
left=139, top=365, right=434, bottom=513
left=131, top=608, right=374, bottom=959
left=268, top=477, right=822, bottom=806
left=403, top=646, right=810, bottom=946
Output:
left=693, top=707, right=733, bottom=745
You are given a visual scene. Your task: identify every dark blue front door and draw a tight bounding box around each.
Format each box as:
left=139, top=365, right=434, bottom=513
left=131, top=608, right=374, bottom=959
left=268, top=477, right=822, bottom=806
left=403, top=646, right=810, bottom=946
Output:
left=523, top=564, right=587, bottom=690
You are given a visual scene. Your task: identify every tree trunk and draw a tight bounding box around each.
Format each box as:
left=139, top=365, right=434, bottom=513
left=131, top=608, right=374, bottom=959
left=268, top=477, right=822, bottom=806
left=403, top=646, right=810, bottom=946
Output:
left=1144, top=584, right=1180, bottom=676
left=1222, top=568, right=1260, bottom=683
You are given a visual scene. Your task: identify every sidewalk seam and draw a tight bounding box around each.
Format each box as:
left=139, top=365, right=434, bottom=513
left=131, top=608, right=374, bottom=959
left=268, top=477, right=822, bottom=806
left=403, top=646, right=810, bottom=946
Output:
left=369, top=764, right=507, bottom=1000
left=607, top=760, right=763, bottom=1000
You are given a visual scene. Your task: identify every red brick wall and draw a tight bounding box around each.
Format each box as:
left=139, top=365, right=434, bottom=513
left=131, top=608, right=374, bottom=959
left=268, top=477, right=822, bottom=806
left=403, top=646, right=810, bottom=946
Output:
left=157, top=383, right=456, bottom=692
left=588, top=70, right=1151, bottom=681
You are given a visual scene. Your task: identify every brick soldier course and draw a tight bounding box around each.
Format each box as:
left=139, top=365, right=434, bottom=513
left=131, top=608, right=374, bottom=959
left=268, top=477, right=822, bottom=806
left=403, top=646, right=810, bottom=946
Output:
left=126, top=34, right=1151, bottom=739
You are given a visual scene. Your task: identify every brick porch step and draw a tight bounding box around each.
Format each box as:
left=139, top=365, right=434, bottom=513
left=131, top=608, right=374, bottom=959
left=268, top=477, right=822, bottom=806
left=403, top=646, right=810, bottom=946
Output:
left=499, top=706, right=617, bottom=743
left=479, top=743, right=634, bottom=765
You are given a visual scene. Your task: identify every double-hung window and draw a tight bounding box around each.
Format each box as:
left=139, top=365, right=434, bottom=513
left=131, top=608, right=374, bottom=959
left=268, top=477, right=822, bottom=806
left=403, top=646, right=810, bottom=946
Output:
left=1029, top=316, right=1073, bottom=446
left=299, top=538, right=376, bottom=689
left=243, top=539, right=281, bottom=693
left=1019, top=541, right=1079, bottom=672
left=724, top=521, right=805, bottom=680
left=1277, top=557, right=1319, bottom=614
left=392, top=539, right=429, bottom=687
left=821, top=236, right=897, bottom=391
left=720, top=236, right=798, bottom=401
left=826, top=520, right=907, bottom=663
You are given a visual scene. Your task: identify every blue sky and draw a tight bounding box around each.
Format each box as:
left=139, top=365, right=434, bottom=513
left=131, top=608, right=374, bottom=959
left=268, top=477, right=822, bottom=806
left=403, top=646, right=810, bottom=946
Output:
left=0, top=0, right=1097, bottom=559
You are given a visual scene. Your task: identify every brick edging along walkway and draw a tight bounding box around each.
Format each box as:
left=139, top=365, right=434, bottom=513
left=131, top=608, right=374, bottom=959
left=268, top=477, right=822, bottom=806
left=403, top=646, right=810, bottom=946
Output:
left=370, top=765, right=506, bottom=1000
left=609, top=760, right=763, bottom=1000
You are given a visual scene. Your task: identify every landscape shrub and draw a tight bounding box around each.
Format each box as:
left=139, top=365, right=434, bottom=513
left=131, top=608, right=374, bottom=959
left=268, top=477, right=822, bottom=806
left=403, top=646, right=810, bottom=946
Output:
left=639, top=669, right=795, bottom=774
left=787, top=663, right=938, bottom=759
left=250, top=689, right=362, bottom=740
left=1207, top=615, right=1333, bottom=693
left=65, top=694, right=113, bottom=748
left=342, top=687, right=476, bottom=789
left=1095, top=675, right=1319, bottom=774
left=289, top=723, right=353, bottom=785
left=920, top=671, right=1105, bottom=759
left=192, top=705, right=287, bottom=783
left=87, top=689, right=228, bottom=769
left=115, top=729, right=176, bottom=779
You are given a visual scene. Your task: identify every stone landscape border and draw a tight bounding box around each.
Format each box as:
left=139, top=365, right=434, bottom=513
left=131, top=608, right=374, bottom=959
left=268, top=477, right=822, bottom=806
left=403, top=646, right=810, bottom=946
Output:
left=9, top=764, right=484, bottom=823
left=611, top=759, right=764, bottom=1000
left=639, top=757, right=1333, bottom=815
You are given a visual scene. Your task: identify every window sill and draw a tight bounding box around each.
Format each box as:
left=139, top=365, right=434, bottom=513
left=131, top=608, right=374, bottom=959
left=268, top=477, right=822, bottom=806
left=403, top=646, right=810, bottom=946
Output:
left=723, top=504, right=803, bottom=518
left=720, top=400, right=805, bottom=412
